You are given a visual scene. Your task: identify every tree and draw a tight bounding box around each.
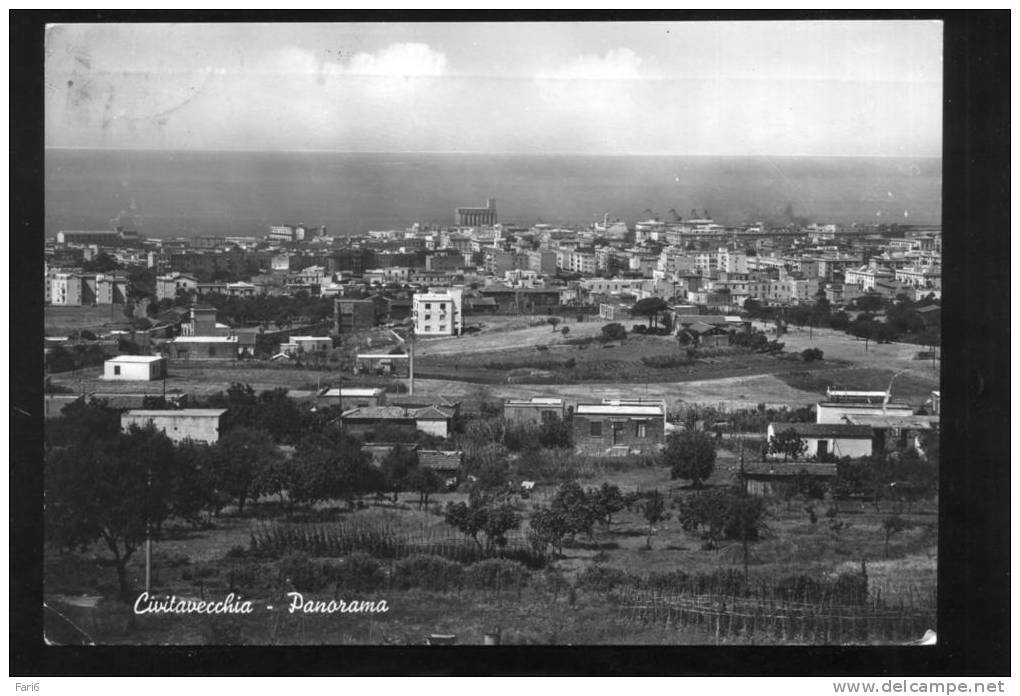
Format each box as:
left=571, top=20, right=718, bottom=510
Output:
left=405, top=466, right=442, bottom=510
left=632, top=297, right=670, bottom=330
left=660, top=430, right=717, bottom=488
left=444, top=500, right=488, bottom=549
left=380, top=446, right=418, bottom=502
left=444, top=498, right=521, bottom=552
left=590, top=482, right=626, bottom=529
left=529, top=507, right=572, bottom=557
left=640, top=490, right=668, bottom=549
left=560, top=325, right=570, bottom=338
left=550, top=481, right=599, bottom=539
left=767, top=427, right=809, bottom=462
left=547, top=316, right=561, bottom=332
left=212, top=427, right=279, bottom=514
left=537, top=415, right=573, bottom=449
left=45, top=425, right=178, bottom=599
left=600, top=322, right=627, bottom=341
left=882, top=515, right=911, bottom=557
left=677, top=487, right=767, bottom=545
left=483, top=503, right=523, bottom=551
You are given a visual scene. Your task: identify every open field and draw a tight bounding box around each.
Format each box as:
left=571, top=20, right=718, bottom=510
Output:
left=45, top=305, right=131, bottom=335
left=46, top=312, right=938, bottom=409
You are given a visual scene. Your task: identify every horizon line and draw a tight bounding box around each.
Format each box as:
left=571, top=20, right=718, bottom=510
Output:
left=44, top=146, right=942, bottom=160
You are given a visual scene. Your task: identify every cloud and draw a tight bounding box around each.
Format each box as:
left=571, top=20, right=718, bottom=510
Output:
left=345, top=42, right=447, bottom=77
left=539, top=48, right=644, bottom=81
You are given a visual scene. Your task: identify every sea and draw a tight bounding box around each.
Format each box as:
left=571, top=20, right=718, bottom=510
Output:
left=44, top=149, right=942, bottom=238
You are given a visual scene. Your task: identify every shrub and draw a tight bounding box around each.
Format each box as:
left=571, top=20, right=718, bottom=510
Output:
left=278, top=551, right=325, bottom=592
left=801, top=348, right=824, bottom=362
left=465, top=558, right=530, bottom=591
left=575, top=564, right=633, bottom=593
left=600, top=323, right=627, bottom=341
left=323, top=552, right=385, bottom=592
left=391, top=554, right=464, bottom=592
left=227, top=562, right=269, bottom=593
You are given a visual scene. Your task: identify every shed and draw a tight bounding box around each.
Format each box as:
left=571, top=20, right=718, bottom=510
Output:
left=103, top=355, right=167, bottom=381
left=739, top=462, right=838, bottom=497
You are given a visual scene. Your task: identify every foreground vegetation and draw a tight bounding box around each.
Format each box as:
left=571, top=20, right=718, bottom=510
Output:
left=45, top=384, right=937, bottom=645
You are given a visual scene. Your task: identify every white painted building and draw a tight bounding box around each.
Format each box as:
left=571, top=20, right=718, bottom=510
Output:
left=766, top=422, right=874, bottom=460
left=281, top=336, right=333, bottom=356
left=412, top=288, right=463, bottom=336
left=104, top=355, right=167, bottom=381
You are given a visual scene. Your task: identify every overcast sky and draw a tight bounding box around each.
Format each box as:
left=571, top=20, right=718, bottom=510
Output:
left=45, top=21, right=942, bottom=157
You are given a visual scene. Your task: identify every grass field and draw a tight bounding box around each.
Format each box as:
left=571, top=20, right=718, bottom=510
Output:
left=45, top=305, right=132, bottom=335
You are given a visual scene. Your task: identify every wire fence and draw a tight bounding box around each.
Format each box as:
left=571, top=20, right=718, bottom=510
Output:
left=614, top=587, right=935, bottom=644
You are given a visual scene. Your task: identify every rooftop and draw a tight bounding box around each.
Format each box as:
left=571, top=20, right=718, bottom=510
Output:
left=106, top=355, right=164, bottom=363
left=575, top=403, right=664, bottom=417
left=318, top=388, right=385, bottom=398
left=769, top=423, right=874, bottom=439
left=123, top=409, right=227, bottom=417
left=169, top=336, right=239, bottom=343
left=742, top=462, right=838, bottom=477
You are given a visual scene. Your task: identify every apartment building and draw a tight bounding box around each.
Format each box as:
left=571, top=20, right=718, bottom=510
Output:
left=413, top=288, right=463, bottom=336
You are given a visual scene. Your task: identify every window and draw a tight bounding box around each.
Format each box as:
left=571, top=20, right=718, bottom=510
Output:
left=636, top=422, right=647, bottom=438
left=589, top=421, right=602, bottom=437
left=425, top=303, right=432, bottom=309
left=113, top=365, right=121, bottom=375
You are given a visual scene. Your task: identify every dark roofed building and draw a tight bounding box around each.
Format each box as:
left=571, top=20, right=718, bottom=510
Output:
left=418, top=450, right=463, bottom=476
left=739, top=461, right=838, bottom=497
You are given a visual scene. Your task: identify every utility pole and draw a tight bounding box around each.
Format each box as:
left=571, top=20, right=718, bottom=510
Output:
left=144, top=459, right=152, bottom=596
left=408, top=329, right=415, bottom=396
left=739, top=438, right=749, bottom=585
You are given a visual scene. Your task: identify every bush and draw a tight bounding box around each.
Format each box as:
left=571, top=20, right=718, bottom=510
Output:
left=600, top=323, right=627, bottom=341
left=391, top=554, right=464, bottom=591
left=323, top=552, right=385, bottom=592
left=464, top=558, right=530, bottom=591
left=575, top=564, right=634, bottom=593
left=227, top=562, right=270, bottom=593
left=278, top=551, right=325, bottom=592
left=801, top=347, right=824, bottom=362
left=632, top=324, right=647, bottom=334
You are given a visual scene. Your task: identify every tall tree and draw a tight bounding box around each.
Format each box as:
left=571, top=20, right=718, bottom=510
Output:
left=640, top=490, right=668, bottom=549
left=660, top=430, right=717, bottom=488
left=212, top=427, right=279, bottom=514
left=45, top=425, right=178, bottom=599
left=632, top=297, right=670, bottom=329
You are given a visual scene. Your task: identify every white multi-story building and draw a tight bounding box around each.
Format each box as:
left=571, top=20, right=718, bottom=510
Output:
left=49, top=272, right=82, bottom=306
left=413, top=288, right=463, bottom=336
